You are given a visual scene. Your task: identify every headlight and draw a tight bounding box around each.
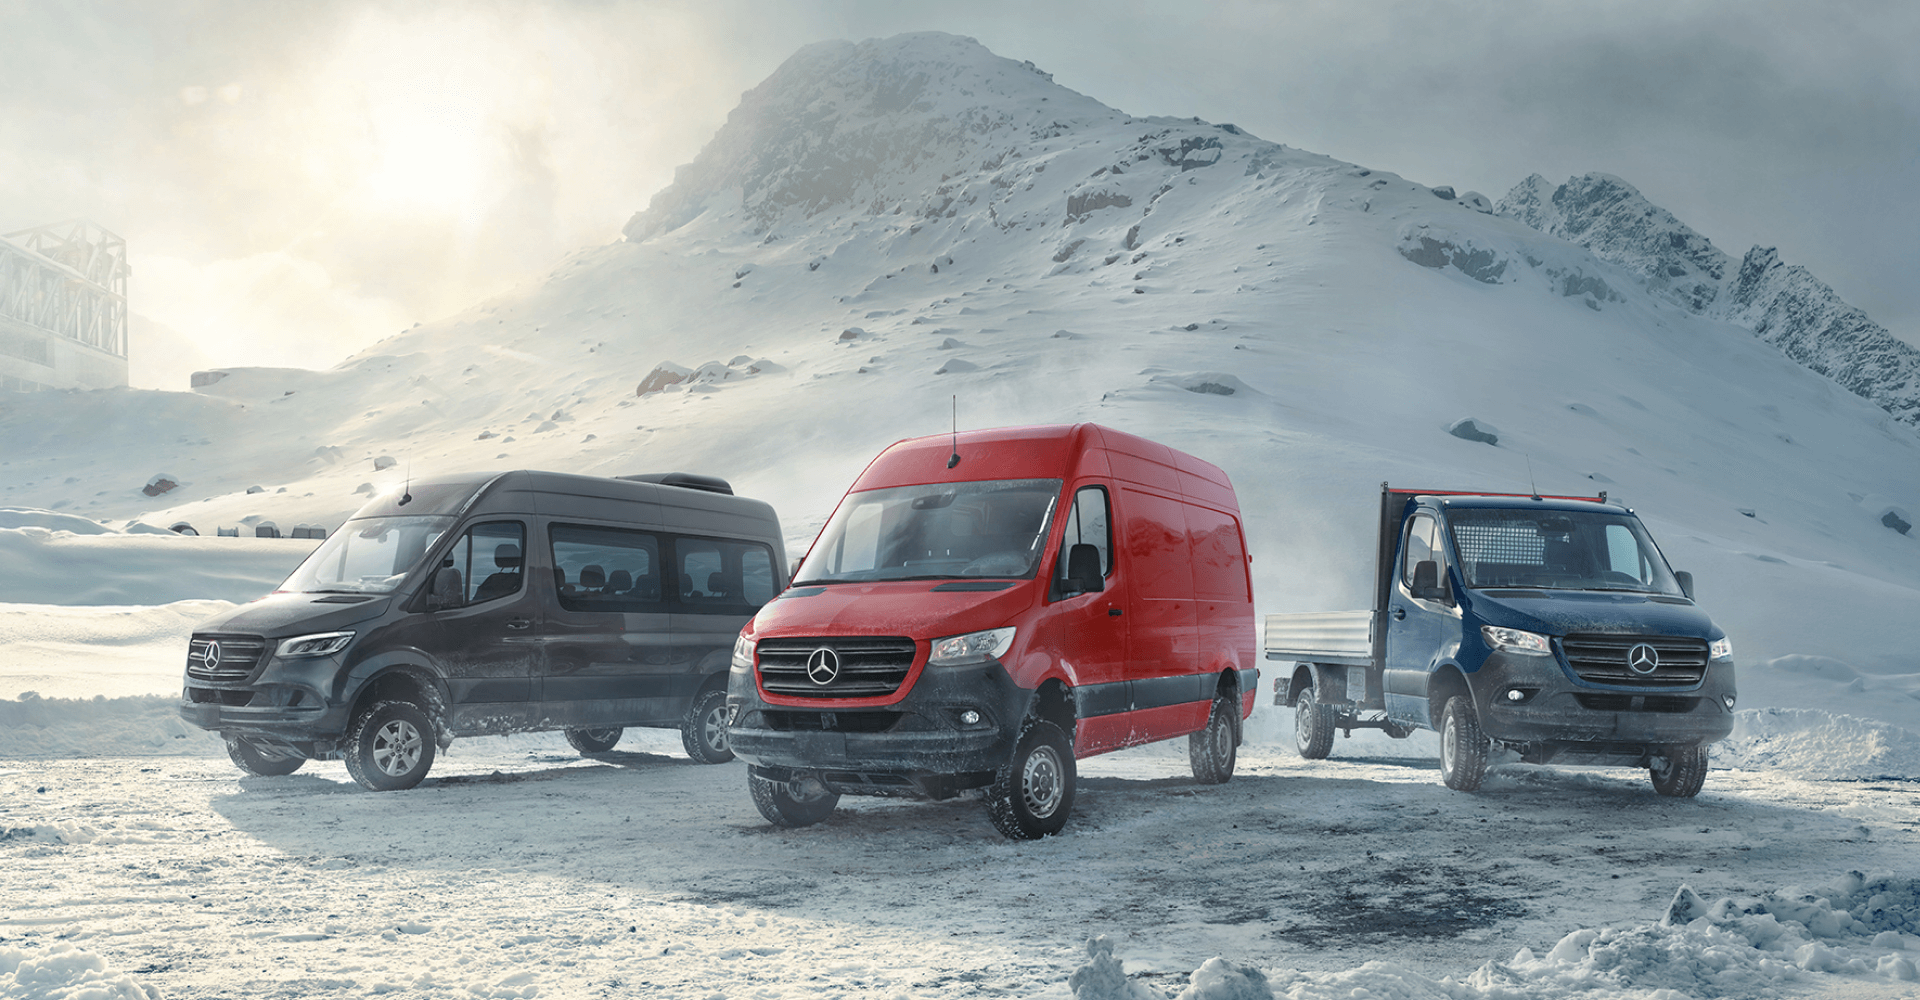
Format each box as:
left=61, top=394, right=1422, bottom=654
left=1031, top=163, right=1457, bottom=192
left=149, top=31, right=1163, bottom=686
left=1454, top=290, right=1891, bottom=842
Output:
left=1481, top=626, right=1551, bottom=654
left=928, top=627, right=1016, bottom=666
left=275, top=631, right=355, bottom=658
left=1709, top=637, right=1733, bottom=660
left=731, top=633, right=755, bottom=672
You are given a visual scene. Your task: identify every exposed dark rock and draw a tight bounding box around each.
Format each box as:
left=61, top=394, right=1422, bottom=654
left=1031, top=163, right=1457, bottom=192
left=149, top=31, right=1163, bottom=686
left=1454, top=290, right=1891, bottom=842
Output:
left=637, top=363, right=691, bottom=396
left=1447, top=419, right=1499, bottom=446
left=1400, top=236, right=1508, bottom=284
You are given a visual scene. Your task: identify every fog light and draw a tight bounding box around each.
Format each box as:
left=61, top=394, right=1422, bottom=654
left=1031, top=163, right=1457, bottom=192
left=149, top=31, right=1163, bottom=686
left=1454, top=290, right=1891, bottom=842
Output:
left=1723, top=695, right=1736, bottom=710
left=1506, top=689, right=1525, bottom=702
left=960, top=710, right=982, bottom=725
left=727, top=705, right=741, bottom=725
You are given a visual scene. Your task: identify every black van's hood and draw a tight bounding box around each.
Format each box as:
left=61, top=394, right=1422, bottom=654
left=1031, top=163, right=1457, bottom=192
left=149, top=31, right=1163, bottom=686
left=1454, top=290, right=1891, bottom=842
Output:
left=1468, top=589, right=1721, bottom=640
left=194, top=593, right=394, bottom=638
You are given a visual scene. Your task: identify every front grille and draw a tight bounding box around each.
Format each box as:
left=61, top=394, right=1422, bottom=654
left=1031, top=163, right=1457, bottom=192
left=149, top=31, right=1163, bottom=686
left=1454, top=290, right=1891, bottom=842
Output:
left=186, top=634, right=269, bottom=683
left=1561, top=633, right=1708, bottom=687
left=757, top=636, right=917, bottom=699
left=761, top=710, right=903, bottom=733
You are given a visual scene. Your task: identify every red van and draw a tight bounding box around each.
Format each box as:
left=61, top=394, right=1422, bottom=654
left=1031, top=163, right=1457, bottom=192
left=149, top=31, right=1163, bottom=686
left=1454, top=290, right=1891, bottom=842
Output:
left=726, top=423, right=1257, bottom=838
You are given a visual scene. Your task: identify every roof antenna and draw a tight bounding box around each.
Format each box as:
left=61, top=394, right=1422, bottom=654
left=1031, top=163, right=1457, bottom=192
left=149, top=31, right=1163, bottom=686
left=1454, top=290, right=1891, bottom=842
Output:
left=1525, top=454, right=1541, bottom=501
left=399, top=458, right=413, bottom=507
left=947, top=395, right=961, bottom=469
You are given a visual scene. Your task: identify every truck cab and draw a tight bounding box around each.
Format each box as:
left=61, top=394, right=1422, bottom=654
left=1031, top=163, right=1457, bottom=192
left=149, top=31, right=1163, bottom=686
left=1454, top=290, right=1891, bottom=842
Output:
left=1268, top=486, right=1736, bottom=796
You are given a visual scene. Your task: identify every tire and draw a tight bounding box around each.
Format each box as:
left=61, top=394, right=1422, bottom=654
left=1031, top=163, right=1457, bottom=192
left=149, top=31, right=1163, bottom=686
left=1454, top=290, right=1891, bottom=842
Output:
left=565, top=727, right=623, bottom=754
left=1439, top=695, right=1489, bottom=792
left=985, top=720, right=1076, bottom=840
left=342, top=700, right=436, bottom=791
left=1189, top=693, right=1239, bottom=784
left=1649, top=745, right=1709, bottom=798
left=1294, top=683, right=1336, bottom=760
left=224, top=735, right=304, bottom=776
left=680, top=686, right=735, bottom=764
left=748, top=768, right=840, bottom=827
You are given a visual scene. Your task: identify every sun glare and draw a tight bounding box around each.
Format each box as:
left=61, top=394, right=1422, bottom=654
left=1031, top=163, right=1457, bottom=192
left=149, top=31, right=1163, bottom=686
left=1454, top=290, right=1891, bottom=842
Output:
left=365, top=88, right=492, bottom=212
left=324, top=10, right=535, bottom=219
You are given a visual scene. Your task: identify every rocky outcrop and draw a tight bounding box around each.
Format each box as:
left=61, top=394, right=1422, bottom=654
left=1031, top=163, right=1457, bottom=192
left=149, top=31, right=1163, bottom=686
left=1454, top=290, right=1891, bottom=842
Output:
left=1500, top=173, right=1920, bottom=427
left=1723, top=248, right=1920, bottom=426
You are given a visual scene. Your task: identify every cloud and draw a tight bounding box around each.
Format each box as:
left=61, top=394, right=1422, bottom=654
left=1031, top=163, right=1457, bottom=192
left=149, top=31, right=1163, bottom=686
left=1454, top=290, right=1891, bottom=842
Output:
left=131, top=251, right=411, bottom=373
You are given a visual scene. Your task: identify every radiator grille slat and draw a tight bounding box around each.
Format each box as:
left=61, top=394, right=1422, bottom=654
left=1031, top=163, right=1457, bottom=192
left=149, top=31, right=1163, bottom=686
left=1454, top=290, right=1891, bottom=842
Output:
left=757, top=636, right=917, bottom=699
left=1561, top=633, right=1708, bottom=687
left=185, top=634, right=269, bottom=683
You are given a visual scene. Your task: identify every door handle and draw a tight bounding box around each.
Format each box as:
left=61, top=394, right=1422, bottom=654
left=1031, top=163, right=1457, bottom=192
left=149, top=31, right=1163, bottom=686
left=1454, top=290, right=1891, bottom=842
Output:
left=1108, top=608, right=1123, bottom=617
left=506, top=619, right=532, bottom=630
left=1391, top=608, right=1406, bottom=621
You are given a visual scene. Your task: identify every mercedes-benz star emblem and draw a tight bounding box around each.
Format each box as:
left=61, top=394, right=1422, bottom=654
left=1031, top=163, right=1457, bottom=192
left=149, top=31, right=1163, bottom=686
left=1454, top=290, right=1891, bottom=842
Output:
left=1627, top=643, right=1660, bottom=674
left=806, top=647, right=841, bottom=686
left=202, top=641, right=222, bottom=671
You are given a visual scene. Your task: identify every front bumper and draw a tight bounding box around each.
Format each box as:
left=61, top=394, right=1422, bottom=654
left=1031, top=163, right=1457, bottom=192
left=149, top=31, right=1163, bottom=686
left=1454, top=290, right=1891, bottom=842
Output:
left=726, top=658, right=1032, bottom=796
left=1474, top=650, right=1737, bottom=750
left=177, top=695, right=351, bottom=741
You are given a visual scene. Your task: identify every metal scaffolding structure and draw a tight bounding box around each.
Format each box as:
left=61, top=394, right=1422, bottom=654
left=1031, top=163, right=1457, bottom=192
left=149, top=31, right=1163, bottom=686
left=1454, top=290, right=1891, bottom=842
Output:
left=1, top=220, right=130, bottom=391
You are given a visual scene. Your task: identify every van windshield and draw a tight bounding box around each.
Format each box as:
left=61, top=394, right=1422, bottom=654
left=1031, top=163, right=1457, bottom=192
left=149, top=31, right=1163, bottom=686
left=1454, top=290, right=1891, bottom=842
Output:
left=1446, top=508, right=1684, bottom=596
left=279, top=515, right=455, bottom=595
left=795, top=479, right=1062, bottom=584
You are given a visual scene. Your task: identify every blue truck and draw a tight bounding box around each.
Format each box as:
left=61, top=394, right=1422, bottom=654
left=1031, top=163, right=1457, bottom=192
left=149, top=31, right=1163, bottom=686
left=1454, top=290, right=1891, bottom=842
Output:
left=1266, top=485, right=1736, bottom=796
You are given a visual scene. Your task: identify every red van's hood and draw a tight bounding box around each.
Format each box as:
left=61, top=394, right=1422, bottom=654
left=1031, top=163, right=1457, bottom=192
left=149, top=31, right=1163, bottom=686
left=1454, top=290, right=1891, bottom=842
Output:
left=748, top=581, right=1038, bottom=640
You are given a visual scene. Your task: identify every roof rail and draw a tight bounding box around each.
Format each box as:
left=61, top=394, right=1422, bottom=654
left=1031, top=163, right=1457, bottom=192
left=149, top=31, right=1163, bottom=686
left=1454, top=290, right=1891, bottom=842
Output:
left=617, top=472, right=734, bottom=495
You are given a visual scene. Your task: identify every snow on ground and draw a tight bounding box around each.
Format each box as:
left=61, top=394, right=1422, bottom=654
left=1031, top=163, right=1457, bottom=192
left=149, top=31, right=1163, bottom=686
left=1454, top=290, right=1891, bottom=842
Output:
left=6, top=31, right=1920, bottom=1000
left=3, top=731, right=1918, bottom=1000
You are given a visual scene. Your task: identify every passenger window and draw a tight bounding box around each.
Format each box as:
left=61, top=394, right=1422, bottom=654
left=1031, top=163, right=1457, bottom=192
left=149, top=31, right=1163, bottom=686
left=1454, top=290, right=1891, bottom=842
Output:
left=1055, top=486, right=1113, bottom=583
left=1603, top=523, right=1648, bottom=583
left=447, top=521, right=526, bottom=605
left=550, top=524, right=664, bottom=612
left=1402, top=514, right=1438, bottom=583
left=675, top=536, right=779, bottom=612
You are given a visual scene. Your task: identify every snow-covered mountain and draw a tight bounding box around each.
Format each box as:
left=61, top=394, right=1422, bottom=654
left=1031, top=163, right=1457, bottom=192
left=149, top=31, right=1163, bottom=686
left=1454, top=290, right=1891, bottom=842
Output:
left=3, top=31, right=1917, bottom=676
left=1499, top=173, right=1920, bottom=426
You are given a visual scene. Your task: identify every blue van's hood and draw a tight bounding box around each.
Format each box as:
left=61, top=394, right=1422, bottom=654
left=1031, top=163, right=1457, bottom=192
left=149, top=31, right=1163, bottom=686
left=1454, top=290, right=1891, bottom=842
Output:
left=194, top=593, right=394, bottom=637
left=1467, top=589, right=1721, bottom=640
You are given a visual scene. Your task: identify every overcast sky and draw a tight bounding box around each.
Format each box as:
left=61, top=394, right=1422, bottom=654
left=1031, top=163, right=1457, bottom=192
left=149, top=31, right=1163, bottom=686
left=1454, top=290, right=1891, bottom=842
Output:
left=5, top=0, right=1916, bottom=388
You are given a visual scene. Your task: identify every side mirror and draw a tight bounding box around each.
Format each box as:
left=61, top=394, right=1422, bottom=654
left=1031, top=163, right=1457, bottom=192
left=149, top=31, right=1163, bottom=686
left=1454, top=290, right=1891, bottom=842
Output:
left=1674, top=570, right=1695, bottom=601
left=427, top=566, right=463, bottom=610
left=1410, top=560, right=1448, bottom=602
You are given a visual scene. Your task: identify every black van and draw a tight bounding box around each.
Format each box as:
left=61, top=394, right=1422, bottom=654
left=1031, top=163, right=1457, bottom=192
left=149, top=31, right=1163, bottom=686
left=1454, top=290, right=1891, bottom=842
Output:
left=179, top=470, right=786, bottom=790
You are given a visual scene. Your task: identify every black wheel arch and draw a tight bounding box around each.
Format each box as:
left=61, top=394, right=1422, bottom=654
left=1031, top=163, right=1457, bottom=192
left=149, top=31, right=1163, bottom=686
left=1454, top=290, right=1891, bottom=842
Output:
left=1027, top=677, right=1076, bottom=740
left=1427, top=664, right=1473, bottom=730
left=346, top=666, right=451, bottom=744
